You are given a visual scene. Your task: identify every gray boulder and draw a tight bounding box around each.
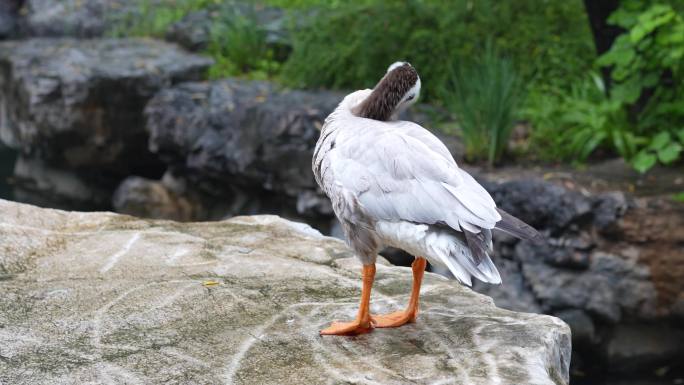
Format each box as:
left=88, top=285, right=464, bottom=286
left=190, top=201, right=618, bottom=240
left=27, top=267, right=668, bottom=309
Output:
left=112, top=173, right=224, bottom=221
left=16, top=0, right=137, bottom=38
left=12, top=155, right=111, bottom=210
left=165, top=9, right=214, bottom=52
left=144, top=79, right=342, bottom=219
left=473, top=179, right=684, bottom=374
left=483, top=178, right=594, bottom=235
left=165, top=4, right=290, bottom=53
left=0, top=38, right=212, bottom=165
left=0, top=0, right=22, bottom=39
left=0, top=199, right=571, bottom=385
left=0, top=38, right=212, bottom=207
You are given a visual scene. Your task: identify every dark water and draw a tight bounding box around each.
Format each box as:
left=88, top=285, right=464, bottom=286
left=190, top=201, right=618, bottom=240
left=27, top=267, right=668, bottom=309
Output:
left=0, top=145, right=17, bottom=200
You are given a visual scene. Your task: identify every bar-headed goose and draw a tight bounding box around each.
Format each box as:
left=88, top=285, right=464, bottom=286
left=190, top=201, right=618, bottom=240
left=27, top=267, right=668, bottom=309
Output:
left=313, top=62, right=541, bottom=336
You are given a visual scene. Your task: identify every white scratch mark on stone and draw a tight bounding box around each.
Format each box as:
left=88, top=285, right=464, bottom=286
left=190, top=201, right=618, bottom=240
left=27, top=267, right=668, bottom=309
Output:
left=223, top=264, right=465, bottom=385
left=165, top=247, right=189, bottom=265
left=99, top=232, right=141, bottom=273
left=471, top=323, right=502, bottom=385
left=89, top=280, right=199, bottom=383
left=430, top=379, right=457, bottom=385
left=99, top=362, right=144, bottom=385
left=298, top=311, right=390, bottom=385
left=223, top=301, right=347, bottom=384
left=152, top=283, right=195, bottom=310
left=161, top=347, right=212, bottom=369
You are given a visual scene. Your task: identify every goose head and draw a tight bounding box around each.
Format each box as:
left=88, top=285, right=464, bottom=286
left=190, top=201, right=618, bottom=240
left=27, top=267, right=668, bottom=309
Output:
left=353, top=61, right=421, bottom=121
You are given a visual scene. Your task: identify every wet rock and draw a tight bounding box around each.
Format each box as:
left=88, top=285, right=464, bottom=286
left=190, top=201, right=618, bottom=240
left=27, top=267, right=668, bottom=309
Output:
left=0, top=199, right=571, bottom=385
left=16, top=0, right=137, bottom=37
left=0, top=38, right=212, bottom=208
left=485, top=178, right=593, bottom=234
left=112, top=175, right=202, bottom=221
left=473, top=178, right=684, bottom=378
left=472, top=257, right=543, bottom=314
left=0, top=38, right=212, bottom=165
left=12, top=156, right=111, bottom=210
left=517, top=248, right=658, bottom=323
left=554, top=309, right=596, bottom=346
left=605, top=323, right=684, bottom=374
left=593, top=191, right=628, bottom=230
left=144, top=79, right=341, bottom=217
left=165, top=4, right=290, bottom=54
left=165, top=9, right=213, bottom=51
left=0, top=0, right=22, bottom=39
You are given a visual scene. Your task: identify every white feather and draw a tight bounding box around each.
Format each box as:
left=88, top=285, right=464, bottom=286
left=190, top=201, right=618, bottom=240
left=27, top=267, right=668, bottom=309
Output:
left=376, top=221, right=502, bottom=285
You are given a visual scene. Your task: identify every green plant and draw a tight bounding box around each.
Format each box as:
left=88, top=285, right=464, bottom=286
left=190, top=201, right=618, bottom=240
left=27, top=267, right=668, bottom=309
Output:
left=526, top=1, right=684, bottom=171
left=561, top=74, right=640, bottom=161
left=442, top=43, right=523, bottom=165
left=597, top=1, right=684, bottom=107
left=596, top=1, right=684, bottom=171
left=109, top=0, right=217, bottom=38
left=673, top=192, right=684, bottom=202
left=524, top=74, right=640, bottom=163
left=632, top=129, right=684, bottom=172
left=207, top=7, right=280, bottom=79
left=282, top=0, right=593, bottom=102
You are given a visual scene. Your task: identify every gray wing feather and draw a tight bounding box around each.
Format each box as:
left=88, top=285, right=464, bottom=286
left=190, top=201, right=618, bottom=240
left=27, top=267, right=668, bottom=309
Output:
left=326, top=118, right=501, bottom=233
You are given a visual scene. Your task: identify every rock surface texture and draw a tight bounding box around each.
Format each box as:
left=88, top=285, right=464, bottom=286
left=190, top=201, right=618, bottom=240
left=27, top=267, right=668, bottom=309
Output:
left=475, top=178, right=684, bottom=376
left=0, top=0, right=22, bottom=39
left=135, top=79, right=344, bottom=226
left=0, top=199, right=571, bottom=385
left=10, top=0, right=137, bottom=38
left=0, top=38, right=212, bottom=208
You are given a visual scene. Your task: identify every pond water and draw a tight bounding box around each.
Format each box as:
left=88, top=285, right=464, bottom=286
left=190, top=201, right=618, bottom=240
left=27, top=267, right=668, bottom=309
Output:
left=0, top=146, right=17, bottom=201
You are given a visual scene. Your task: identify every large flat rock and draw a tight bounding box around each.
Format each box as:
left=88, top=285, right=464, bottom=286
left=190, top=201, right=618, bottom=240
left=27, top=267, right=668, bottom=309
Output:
left=0, top=199, right=571, bottom=384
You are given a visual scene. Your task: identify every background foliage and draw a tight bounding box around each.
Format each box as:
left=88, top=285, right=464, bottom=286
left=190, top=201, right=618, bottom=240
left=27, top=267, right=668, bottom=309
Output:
left=110, top=0, right=683, bottom=172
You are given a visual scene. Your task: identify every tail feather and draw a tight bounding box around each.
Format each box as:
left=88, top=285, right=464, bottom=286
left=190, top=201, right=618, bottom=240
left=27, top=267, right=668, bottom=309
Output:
left=464, top=229, right=488, bottom=265
left=495, top=208, right=544, bottom=244
left=426, top=231, right=501, bottom=286
left=374, top=221, right=502, bottom=287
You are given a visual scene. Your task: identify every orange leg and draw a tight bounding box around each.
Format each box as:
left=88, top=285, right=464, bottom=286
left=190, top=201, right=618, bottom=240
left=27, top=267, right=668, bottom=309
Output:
left=372, top=257, right=427, bottom=328
left=320, top=264, right=376, bottom=336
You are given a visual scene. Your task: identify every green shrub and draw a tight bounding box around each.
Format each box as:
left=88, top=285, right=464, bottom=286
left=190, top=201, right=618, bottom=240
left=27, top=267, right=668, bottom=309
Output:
left=207, top=7, right=280, bottom=79
left=442, top=43, right=524, bottom=165
left=525, top=1, right=684, bottom=172
left=282, top=0, right=593, bottom=102
left=526, top=73, right=655, bottom=163
left=597, top=1, right=684, bottom=172
left=109, top=0, right=217, bottom=38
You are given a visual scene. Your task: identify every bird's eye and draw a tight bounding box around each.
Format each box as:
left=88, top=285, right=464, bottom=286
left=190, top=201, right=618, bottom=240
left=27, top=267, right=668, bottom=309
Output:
left=406, top=95, right=415, bottom=101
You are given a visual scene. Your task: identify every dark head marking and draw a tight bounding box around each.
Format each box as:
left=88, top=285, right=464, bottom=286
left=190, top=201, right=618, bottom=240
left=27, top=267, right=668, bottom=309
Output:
left=353, top=62, right=420, bottom=121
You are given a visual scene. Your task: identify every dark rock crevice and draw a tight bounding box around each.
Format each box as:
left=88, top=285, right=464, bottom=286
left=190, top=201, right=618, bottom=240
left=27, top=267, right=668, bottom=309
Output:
left=0, top=37, right=213, bottom=210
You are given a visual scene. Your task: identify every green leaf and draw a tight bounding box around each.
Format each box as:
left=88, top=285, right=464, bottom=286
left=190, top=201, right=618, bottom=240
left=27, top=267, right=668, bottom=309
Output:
left=611, top=81, right=642, bottom=104
left=631, top=11, right=674, bottom=42
left=676, top=128, right=684, bottom=143
left=632, top=151, right=657, bottom=173
left=649, top=131, right=671, bottom=150
left=581, top=131, right=607, bottom=159
left=608, top=7, right=637, bottom=28
left=598, top=45, right=635, bottom=68
left=642, top=72, right=660, bottom=87
left=657, top=143, right=682, bottom=164
left=673, top=192, right=684, bottom=202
